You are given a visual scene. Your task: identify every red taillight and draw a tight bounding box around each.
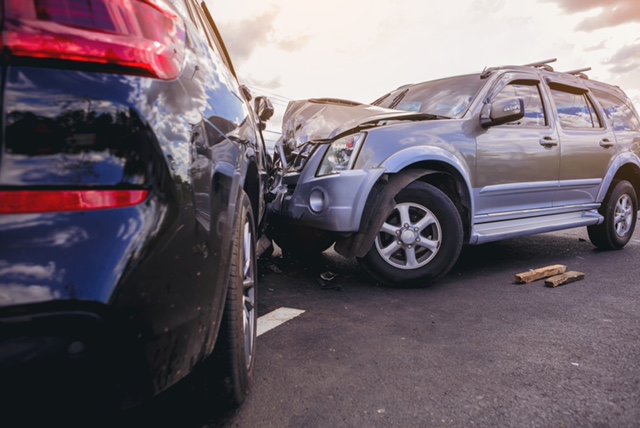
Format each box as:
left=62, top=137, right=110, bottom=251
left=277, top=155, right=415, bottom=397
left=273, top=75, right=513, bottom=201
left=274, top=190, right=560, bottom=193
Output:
left=0, top=190, right=149, bottom=214
left=3, top=0, right=185, bottom=80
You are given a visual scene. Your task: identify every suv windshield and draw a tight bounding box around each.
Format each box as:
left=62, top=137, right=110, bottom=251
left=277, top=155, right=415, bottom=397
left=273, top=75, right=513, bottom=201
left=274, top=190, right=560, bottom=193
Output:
left=372, top=74, right=484, bottom=118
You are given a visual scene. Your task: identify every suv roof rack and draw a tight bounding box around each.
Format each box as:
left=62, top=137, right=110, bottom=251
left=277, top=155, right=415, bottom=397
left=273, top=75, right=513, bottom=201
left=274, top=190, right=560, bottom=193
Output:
left=481, top=58, right=558, bottom=78
left=562, top=67, right=591, bottom=79
left=480, top=59, right=591, bottom=80
left=522, top=58, right=557, bottom=71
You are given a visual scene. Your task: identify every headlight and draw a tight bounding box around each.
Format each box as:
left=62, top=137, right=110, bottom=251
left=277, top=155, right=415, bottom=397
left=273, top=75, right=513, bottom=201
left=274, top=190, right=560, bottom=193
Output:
left=317, top=133, right=365, bottom=176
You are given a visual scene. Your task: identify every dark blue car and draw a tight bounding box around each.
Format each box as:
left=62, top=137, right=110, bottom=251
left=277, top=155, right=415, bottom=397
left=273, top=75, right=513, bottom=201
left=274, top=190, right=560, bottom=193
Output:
left=0, top=0, right=273, bottom=421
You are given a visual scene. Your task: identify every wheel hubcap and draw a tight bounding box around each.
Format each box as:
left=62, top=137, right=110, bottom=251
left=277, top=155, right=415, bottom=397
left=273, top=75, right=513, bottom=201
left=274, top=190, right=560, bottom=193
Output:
left=400, top=228, right=417, bottom=245
left=614, top=194, right=634, bottom=237
left=375, top=202, right=442, bottom=270
left=242, top=219, right=256, bottom=368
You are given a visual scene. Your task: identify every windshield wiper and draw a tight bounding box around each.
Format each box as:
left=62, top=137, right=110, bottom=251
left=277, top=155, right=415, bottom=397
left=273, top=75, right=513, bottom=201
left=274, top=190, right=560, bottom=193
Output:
left=374, top=112, right=451, bottom=122
left=387, top=89, right=408, bottom=109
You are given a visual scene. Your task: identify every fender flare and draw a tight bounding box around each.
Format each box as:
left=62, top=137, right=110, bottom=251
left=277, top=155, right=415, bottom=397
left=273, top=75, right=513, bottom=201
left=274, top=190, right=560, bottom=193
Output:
left=597, top=152, right=640, bottom=202
left=334, top=169, right=439, bottom=258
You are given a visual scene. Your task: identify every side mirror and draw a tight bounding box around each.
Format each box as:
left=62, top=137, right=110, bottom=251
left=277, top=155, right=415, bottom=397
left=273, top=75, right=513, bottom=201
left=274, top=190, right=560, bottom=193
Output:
left=480, top=97, right=524, bottom=128
left=255, top=96, right=275, bottom=122
left=193, top=131, right=208, bottom=156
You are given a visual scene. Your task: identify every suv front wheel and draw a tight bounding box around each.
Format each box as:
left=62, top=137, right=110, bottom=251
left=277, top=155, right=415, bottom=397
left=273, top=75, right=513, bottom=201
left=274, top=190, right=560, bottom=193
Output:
left=358, top=181, right=463, bottom=287
left=588, top=179, right=638, bottom=250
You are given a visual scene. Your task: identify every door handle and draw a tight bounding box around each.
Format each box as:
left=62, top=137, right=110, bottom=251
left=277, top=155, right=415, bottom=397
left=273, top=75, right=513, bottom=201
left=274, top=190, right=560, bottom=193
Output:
left=539, top=136, right=558, bottom=147
left=599, top=138, right=614, bottom=148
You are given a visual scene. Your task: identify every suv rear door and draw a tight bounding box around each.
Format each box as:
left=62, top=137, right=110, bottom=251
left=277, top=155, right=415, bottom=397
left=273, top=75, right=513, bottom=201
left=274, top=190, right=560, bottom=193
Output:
left=546, top=78, right=617, bottom=207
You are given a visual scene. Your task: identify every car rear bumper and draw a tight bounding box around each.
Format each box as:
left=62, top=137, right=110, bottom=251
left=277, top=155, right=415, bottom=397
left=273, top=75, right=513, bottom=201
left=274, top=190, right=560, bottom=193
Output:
left=0, top=302, right=148, bottom=417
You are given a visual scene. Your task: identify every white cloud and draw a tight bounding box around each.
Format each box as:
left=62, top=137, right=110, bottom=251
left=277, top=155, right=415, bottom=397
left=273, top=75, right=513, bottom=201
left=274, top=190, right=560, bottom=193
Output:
left=540, top=0, right=640, bottom=30
left=0, top=261, right=61, bottom=281
left=208, top=0, right=640, bottom=112
left=0, top=284, right=61, bottom=306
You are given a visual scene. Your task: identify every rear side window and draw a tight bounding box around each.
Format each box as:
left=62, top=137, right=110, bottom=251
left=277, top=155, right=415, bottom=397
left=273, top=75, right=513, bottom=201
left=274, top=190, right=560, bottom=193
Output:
left=550, top=89, right=602, bottom=129
left=593, top=90, right=640, bottom=132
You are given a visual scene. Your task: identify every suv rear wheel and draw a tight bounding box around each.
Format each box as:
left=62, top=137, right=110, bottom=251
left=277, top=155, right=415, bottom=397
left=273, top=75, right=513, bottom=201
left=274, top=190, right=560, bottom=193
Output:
left=588, top=179, right=638, bottom=250
left=358, top=181, right=463, bottom=287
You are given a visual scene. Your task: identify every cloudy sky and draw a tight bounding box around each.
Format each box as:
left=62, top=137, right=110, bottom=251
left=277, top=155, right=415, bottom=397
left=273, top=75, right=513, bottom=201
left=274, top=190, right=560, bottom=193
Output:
left=207, top=0, right=640, bottom=124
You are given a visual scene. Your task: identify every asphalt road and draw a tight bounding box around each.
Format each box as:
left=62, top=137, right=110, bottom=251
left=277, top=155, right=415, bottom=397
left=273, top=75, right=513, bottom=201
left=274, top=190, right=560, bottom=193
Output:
left=122, top=226, right=640, bottom=427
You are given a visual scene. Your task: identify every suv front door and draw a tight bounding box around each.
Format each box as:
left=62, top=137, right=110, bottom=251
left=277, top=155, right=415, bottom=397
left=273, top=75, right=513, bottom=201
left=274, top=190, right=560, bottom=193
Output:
left=474, top=73, right=560, bottom=219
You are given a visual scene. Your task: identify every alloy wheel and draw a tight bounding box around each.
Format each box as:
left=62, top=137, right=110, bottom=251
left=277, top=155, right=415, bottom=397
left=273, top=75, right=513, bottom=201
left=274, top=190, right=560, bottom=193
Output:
left=375, top=202, right=442, bottom=270
left=242, top=219, right=256, bottom=368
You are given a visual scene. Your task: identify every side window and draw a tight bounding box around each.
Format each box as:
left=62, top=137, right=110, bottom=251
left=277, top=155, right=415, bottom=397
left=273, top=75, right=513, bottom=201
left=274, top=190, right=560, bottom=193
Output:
left=550, top=89, right=602, bottom=129
left=493, top=83, right=546, bottom=126
left=593, top=90, right=640, bottom=131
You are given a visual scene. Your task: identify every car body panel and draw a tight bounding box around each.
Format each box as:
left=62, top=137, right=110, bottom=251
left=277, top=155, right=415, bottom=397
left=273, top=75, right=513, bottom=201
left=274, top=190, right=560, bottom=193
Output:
left=475, top=125, right=560, bottom=214
left=553, top=125, right=617, bottom=206
left=280, top=98, right=428, bottom=147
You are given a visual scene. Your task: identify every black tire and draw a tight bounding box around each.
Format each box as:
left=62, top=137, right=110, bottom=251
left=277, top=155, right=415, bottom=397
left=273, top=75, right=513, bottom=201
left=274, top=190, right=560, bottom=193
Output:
left=196, top=190, right=257, bottom=410
left=588, top=179, right=637, bottom=250
left=358, top=181, right=463, bottom=288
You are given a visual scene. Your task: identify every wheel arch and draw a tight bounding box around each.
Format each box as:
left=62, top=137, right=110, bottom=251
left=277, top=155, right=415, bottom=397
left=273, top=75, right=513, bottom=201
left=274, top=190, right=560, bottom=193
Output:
left=612, top=163, right=640, bottom=201
left=382, top=147, right=474, bottom=238
left=598, top=154, right=640, bottom=202
left=204, top=156, right=259, bottom=360
left=334, top=161, right=472, bottom=259
left=242, top=159, right=261, bottom=228
left=409, top=161, right=472, bottom=242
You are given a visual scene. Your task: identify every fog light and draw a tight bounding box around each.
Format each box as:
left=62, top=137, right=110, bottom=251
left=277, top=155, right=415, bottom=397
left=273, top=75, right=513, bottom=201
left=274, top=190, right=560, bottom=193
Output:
left=309, top=189, right=325, bottom=213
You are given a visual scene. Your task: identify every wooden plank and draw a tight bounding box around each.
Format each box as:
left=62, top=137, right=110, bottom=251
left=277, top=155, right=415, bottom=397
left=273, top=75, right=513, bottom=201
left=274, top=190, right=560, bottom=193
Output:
left=514, top=264, right=567, bottom=284
left=545, top=271, right=585, bottom=288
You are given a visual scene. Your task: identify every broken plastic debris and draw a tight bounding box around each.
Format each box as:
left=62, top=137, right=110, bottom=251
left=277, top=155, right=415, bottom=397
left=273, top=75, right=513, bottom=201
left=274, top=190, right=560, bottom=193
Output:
left=267, top=264, right=282, bottom=273
left=320, top=271, right=338, bottom=281
left=256, top=235, right=272, bottom=258
left=316, top=277, right=342, bottom=290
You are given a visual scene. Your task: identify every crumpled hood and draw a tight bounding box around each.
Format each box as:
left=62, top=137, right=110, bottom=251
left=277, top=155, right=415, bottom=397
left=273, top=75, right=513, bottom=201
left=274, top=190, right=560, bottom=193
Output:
left=281, top=98, right=427, bottom=147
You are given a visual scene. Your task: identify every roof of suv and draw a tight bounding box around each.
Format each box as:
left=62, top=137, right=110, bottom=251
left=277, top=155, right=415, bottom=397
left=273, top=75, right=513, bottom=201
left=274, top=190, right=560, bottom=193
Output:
left=481, top=58, right=629, bottom=98
left=381, top=58, right=634, bottom=111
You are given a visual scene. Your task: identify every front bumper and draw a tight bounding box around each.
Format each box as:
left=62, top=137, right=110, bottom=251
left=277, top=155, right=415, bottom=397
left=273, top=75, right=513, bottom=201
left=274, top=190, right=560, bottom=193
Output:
left=271, top=167, right=385, bottom=233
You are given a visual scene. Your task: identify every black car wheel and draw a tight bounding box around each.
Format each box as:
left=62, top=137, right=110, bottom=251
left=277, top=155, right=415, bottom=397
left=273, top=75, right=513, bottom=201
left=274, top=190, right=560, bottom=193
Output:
left=358, top=181, right=463, bottom=287
left=195, top=190, right=257, bottom=410
left=588, top=179, right=637, bottom=250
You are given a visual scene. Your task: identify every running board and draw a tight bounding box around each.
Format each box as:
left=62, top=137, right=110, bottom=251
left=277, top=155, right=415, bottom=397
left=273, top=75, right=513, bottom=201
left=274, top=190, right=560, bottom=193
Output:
left=470, top=211, right=603, bottom=244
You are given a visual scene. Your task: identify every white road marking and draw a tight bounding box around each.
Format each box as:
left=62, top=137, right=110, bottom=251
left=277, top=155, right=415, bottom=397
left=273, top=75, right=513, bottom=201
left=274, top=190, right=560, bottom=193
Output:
left=257, top=307, right=305, bottom=337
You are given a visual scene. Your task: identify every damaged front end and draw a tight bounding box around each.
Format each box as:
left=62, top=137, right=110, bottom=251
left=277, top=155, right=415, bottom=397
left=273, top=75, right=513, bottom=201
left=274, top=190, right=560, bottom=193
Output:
left=266, top=98, right=436, bottom=255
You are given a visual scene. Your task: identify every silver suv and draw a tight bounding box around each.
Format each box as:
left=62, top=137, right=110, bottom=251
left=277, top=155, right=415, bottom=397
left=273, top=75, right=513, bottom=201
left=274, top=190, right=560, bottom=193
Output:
left=267, top=59, right=640, bottom=287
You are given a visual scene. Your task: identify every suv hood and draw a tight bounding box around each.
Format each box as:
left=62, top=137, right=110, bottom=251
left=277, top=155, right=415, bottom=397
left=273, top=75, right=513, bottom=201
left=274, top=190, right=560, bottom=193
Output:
left=281, top=98, right=436, bottom=147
